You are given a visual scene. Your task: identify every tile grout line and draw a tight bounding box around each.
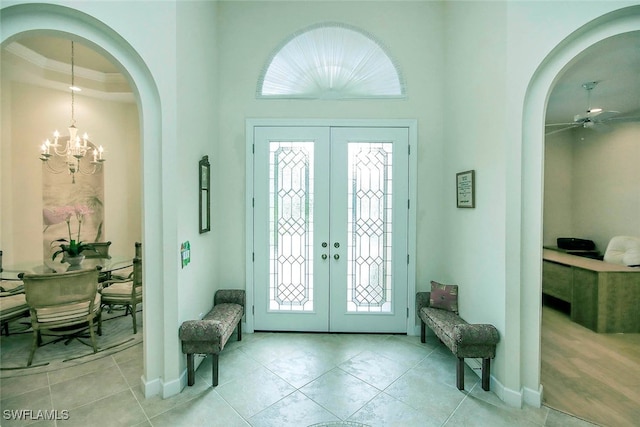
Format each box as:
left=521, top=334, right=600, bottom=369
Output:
left=47, top=370, right=57, bottom=427
left=112, top=352, right=153, bottom=426
left=439, top=381, right=474, bottom=426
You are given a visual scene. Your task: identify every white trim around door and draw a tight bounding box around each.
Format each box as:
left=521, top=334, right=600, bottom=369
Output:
left=245, top=119, right=418, bottom=335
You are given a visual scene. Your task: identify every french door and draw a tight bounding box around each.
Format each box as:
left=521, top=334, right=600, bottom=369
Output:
left=252, top=125, right=410, bottom=332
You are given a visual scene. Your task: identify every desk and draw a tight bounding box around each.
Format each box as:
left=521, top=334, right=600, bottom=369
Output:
left=0, top=256, right=133, bottom=281
left=542, top=245, right=601, bottom=259
left=543, top=248, right=640, bottom=333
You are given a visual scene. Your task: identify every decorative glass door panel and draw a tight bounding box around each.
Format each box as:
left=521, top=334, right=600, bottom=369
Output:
left=269, top=142, right=314, bottom=312
left=347, top=142, right=393, bottom=314
left=253, top=126, right=408, bottom=332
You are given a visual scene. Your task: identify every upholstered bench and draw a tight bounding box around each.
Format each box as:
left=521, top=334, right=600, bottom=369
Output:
left=417, top=283, right=499, bottom=391
left=179, top=289, right=245, bottom=387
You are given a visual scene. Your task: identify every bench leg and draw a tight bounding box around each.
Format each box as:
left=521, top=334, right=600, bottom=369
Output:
left=237, top=320, right=242, bottom=341
left=211, top=353, right=219, bottom=387
left=420, top=321, right=426, bottom=343
left=482, top=358, right=491, bottom=391
left=456, top=357, right=465, bottom=390
left=187, top=353, right=195, bottom=386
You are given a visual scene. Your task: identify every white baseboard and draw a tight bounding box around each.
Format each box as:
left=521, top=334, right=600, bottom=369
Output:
left=464, top=358, right=524, bottom=408
left=162, top=375, right=182, bottom=399
left=141, top=375, right=161, bottom=398
left=141, top=354, right=207, bottom=399
left=523, top=384, right=543, bottom=408
left=501, top=384, right=524, bottom=408
left=465, top=358, right=542, bottom=408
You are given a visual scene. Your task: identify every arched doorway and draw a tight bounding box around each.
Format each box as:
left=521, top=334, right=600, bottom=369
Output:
left=0, top=3, right=165, bottom=397
left=521, top=3, right=640, bottom=417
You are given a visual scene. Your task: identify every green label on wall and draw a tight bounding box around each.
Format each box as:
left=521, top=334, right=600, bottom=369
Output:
left=181, top=241, right=191, bottom=268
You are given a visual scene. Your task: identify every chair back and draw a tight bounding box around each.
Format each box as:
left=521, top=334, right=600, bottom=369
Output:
left=134, top=242, right=142, bottom=259
left=82, top=241, right=112, bottom=259
left=132, top=256, right=142, bottom=299
left=20, top=268, right=99, bottom=325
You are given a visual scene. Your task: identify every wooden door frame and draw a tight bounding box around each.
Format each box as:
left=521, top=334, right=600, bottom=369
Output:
left=245, top=118, right=418, bottom=334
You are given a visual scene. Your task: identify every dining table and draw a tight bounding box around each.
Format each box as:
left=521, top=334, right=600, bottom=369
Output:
left=0, top=255, right=133, bottom=281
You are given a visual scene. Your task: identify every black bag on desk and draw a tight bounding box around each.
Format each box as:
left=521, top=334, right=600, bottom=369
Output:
left=557, top=237, right=596, bottom=251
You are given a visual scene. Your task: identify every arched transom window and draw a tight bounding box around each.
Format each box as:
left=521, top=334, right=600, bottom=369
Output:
left=257, top=23, right=406, bottom=99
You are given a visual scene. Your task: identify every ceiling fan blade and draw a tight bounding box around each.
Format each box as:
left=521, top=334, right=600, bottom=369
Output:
left=545, top=125, right=577, bottom=136
left=545, top=122, right=576, bottom=127
left=604, top=115, right=640, bottom=123
left=590, top=110, right=621, bottom=122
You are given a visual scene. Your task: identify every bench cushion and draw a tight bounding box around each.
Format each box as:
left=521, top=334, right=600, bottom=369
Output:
left=179, top=303, right=243, bottom=354
left=420, top=307, right=499, bottom=359
left=420, top=307, right=465, bottom=350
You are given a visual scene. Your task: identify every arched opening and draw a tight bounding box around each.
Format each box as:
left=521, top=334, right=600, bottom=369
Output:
left=521, top=5, right=640, bottom=420
left=1, top=3, right=164, bottom=397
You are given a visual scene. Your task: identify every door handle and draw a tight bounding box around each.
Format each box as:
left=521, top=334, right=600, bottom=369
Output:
left=334, top=254, right=340, bottom=260
left=322, top=254, right=328, bottom=260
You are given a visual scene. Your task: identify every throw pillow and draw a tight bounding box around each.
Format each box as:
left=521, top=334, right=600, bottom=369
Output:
left=430, top=280, right=458, bottom=313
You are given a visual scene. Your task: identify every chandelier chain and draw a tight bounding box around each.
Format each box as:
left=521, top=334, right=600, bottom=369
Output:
left=71, top=42, right=76, bottom=127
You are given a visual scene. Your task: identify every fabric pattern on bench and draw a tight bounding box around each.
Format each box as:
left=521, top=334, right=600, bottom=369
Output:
left=417, top=290, right=499, bottom=391
left=179, top=289, right=245, bottom=387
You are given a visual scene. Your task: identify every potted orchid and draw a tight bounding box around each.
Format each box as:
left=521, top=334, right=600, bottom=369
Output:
left=49, top=205, right=96, bottom=265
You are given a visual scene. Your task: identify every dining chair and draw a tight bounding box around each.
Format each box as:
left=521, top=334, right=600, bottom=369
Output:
left=100, top=248, right=142, bottom=334
left=0, top=280, right=29, bottom=336
left=81, top=241, right=113, bottom=283
left=109, top=242, right=141, bottom=281
left=19, top=267, right=102, bottom=366
left=82, top=241, right=112, bottom=259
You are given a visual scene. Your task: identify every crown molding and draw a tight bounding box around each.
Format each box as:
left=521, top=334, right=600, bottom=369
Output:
left=3, top=42, right=134, bottom=102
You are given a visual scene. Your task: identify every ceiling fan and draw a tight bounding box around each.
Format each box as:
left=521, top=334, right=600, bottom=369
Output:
left=545, top=81, right=640, bottom=136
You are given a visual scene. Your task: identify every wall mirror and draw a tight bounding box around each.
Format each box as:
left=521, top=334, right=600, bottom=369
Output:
left=199, top=155, right=211, bottom=233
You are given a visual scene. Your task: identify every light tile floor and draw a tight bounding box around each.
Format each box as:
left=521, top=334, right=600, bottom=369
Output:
left=0, top=332, right=599, bottom=427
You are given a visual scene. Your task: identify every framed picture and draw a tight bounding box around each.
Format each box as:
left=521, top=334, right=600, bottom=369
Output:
left=456, top=170, right=475, bottom=208
left=199, top=155, right=211, bottom=233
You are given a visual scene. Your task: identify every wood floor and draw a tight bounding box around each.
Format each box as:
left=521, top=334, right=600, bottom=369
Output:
left=541, top=301, right=640, bottom=427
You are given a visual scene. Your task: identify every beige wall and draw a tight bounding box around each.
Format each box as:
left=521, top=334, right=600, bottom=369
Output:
left=545, top=123, right=640, bottom=252
left=0, top=80, right=140, bottom=264
left=544, top=130, right=574, bottom=246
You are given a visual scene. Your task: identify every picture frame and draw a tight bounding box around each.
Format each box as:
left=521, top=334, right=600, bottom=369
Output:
left=456, top=170, right=475, bottom=208
left=199, top=155, right=211, bottom=233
